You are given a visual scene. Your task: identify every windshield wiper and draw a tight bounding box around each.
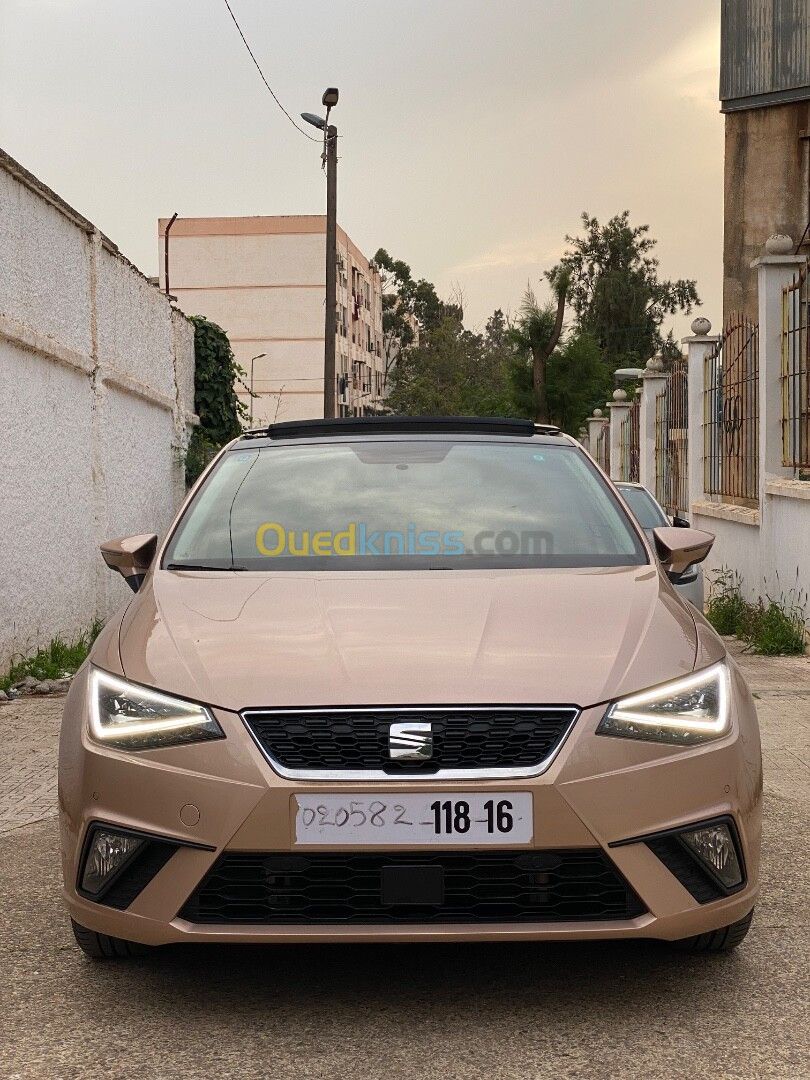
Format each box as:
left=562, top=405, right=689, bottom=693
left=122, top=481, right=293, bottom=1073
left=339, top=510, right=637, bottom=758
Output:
left=166, top=563, right=248, bottom=572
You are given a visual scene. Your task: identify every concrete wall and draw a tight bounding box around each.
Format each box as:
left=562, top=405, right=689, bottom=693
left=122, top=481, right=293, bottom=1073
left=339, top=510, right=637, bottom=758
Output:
left=158, top=216, right=384, bottom=424
left=0, top=149, right=196, bottom=667
left=690, top=511, right=763, bottom=601
left=694, top=490, right=810, bottom=607
left=723, top=100, right=810, bottom=321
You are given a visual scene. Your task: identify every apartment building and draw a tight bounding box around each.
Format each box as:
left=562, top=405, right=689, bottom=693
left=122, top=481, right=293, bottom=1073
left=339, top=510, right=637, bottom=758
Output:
left=158, top=215, right=385, bottom=424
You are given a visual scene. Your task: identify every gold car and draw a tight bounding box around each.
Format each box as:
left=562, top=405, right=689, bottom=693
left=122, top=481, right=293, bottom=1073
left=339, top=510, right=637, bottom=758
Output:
left=59, top=417, right=761, bottom=958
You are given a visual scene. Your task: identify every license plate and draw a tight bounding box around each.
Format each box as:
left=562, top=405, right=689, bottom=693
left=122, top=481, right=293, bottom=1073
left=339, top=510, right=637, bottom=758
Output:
left=293, top=792, right=533, bottom=846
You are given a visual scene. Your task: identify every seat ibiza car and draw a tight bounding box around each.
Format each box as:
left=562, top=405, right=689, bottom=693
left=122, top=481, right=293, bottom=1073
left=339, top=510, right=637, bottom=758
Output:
left=59, top=417, right=761, bottom=958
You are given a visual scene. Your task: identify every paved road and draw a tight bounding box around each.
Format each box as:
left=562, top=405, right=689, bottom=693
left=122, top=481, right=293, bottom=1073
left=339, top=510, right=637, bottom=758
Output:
left=1, top=642, right=808, bottom=1079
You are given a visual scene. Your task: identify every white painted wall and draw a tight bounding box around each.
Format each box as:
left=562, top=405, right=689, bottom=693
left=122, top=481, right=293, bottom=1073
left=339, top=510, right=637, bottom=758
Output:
left=0, top=151, right=196, bottom=667
left=623, top=264, right=810, bottom=623
left=679, top=251, right=810, bottom=620
left=693, top=490, right=810, bottom=607
left=691, top=513, right=763, bottom=599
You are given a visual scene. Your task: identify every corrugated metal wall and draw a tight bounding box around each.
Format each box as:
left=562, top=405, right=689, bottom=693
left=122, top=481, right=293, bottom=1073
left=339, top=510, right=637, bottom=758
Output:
left=721, top=0, right=810, bottom=108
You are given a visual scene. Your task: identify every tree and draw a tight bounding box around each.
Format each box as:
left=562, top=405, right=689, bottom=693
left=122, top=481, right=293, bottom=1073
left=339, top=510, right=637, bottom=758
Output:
left=508, top=274, right=569, bottom=423
left=373, top=248, right=460, bottom=389
left=552, top=211, right=700, bottom=370
left=508, top=333, right=610, bottom=432
left=386, top=310, right=514, bottom=418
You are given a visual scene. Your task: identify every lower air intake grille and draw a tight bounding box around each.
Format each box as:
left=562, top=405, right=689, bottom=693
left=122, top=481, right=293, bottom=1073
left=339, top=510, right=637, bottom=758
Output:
left=645, top=837, right=726, bottom=904
left=179, top=850, right=645, bottom=925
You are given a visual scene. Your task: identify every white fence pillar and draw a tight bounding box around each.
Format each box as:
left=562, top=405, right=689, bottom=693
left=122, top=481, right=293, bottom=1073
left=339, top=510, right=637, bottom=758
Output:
left=751, top=242, right=807, bottom=497
left=638, top=357, right=667, bottom=494
left=608, top=390, right=630, bottom=481
left=682, top=317, right=719, bottom=516
left=587, top=409, right=608, bottom=458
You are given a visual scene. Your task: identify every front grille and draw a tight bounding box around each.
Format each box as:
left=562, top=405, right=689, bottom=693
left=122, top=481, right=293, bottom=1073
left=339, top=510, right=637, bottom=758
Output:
left=179, top=850, right=645, bottom=925
left=241, top=707, right=578, bottom=775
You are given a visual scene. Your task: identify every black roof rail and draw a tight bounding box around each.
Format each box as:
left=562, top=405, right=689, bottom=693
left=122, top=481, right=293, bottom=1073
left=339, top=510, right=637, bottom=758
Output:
left=254, top=416, right=561, bottom=440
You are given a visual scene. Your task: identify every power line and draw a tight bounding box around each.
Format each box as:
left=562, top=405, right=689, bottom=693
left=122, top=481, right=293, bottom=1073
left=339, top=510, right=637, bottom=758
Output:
left=222, top=0, right=320, bottom=142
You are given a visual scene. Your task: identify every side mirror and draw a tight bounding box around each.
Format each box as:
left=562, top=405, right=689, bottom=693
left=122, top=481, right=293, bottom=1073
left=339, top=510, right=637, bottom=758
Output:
left=652, top=526, right=714, bottom=582
left=100, top=534, right=158, bottom=593
left=672, top=516, right=691, bottom=529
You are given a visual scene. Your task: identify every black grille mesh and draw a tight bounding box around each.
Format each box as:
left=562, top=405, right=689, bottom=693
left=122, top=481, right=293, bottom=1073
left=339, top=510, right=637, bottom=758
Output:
left=179, top=850, right=645, bottom=925
left=645, top=837, right=725, bottom=904
left=99, top=843, right=178, bottom=910
left=242, top=707, right=578, bottom=773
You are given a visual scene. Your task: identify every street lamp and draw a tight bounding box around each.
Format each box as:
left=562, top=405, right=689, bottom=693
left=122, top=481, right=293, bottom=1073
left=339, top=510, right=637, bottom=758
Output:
left=614, top=367, right=645, bottom=384
left=249, top=352, right=266, bottom=426
left=302, top=87, right=339, bottom=419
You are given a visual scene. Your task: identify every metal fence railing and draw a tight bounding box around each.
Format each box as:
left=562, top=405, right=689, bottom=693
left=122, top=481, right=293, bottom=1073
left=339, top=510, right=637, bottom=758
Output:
left=781, top=261, right=810, bottom=473
left=619, top=396, right=640, bottom=482
left=655, top=356, right=689, bottom=515
left=704, top=316, right=759, bottom=506
left=595, top=422, right=610, bottom=475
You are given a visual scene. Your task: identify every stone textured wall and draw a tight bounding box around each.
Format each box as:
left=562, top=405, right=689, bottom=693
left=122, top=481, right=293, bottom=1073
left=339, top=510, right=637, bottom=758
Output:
left=0, top=151, right=196, bottom=667
left=723, top=100, right=810, bottom=322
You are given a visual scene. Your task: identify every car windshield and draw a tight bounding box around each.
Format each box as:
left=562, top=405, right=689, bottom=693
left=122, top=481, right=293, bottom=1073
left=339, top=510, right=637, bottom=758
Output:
left=617, top=485, right=669, bottom=531
left=163, top=439, right=647, bottom=571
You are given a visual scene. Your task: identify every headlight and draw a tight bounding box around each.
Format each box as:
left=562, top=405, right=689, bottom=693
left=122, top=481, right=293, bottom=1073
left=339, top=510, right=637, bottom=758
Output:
left=89, top=668, right=224, bottom=750
left=597, top=662, right=730, bottom=745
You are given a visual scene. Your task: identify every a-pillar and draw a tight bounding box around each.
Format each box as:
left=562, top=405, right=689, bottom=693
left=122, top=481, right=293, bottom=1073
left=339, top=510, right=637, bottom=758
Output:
left=607, top=389, right=630, bottom=481
left=638, top=356, right=667, bottom=493
left=682, top=316, right=719, bottom=516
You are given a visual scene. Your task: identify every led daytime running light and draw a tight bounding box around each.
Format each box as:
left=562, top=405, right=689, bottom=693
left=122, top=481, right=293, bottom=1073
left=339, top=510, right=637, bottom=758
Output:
left=610, top=663, right=729, bottom=735
left=89, top=668, right=222, bottom=749
left=598, top=662, right=731, bottom=745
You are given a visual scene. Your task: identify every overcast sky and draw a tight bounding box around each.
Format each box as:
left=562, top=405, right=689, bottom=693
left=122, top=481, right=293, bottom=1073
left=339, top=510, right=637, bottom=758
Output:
left=0, top=0, right=723, bottom=339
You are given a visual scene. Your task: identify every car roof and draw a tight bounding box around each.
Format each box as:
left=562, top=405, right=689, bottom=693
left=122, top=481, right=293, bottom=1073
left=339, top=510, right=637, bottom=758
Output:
left=231, top=416, right=573, bottom=450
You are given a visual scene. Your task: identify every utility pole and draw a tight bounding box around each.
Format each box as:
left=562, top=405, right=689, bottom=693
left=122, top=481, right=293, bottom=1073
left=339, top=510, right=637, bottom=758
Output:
left=323, top=122, right=338, bottom=419
left=302, top=88, right=340, bottom=419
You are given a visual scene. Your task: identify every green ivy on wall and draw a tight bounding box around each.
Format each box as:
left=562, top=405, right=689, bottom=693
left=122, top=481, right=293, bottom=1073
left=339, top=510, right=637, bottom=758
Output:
left=186, top=316, right=251, bottom=485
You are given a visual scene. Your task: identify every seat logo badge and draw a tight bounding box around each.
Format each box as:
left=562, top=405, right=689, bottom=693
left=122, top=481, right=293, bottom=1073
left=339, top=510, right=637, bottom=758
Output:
left=388, top=722, right=433, bottom=761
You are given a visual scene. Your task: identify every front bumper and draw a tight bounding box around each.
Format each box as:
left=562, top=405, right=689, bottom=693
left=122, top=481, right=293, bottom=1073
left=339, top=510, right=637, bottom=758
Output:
left=58, top=664, right=762, bottom=946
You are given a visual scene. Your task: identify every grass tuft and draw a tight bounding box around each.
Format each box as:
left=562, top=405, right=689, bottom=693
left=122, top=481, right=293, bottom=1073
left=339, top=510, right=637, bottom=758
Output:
left=706, top=568, right=807, bottom=656
left=705, top=568, right=749, bottom=636
left=0, top=619, right=104, bottom=693
left=742, top=597, right=807, bottom=656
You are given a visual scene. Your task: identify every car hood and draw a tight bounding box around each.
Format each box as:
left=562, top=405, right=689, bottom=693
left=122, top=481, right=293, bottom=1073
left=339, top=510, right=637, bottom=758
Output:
left=113, top=566, right=699, bottom=711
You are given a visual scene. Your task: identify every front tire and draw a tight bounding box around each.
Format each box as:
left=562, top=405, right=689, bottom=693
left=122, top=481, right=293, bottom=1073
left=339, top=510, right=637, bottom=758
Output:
left=71, top=918, right=152, bottom=959
left=671, top=908, right=754, bottom=954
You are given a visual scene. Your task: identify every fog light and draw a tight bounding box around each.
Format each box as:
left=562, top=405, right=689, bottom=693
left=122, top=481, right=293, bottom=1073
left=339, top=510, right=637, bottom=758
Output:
left=681, top=824, right=743, bottom=889
left=81, top=829, right=144, bottom=895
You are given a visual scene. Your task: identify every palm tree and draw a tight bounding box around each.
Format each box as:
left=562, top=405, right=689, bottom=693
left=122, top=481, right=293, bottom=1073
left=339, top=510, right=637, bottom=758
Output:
left=510, top=272, right=569, bottom=423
